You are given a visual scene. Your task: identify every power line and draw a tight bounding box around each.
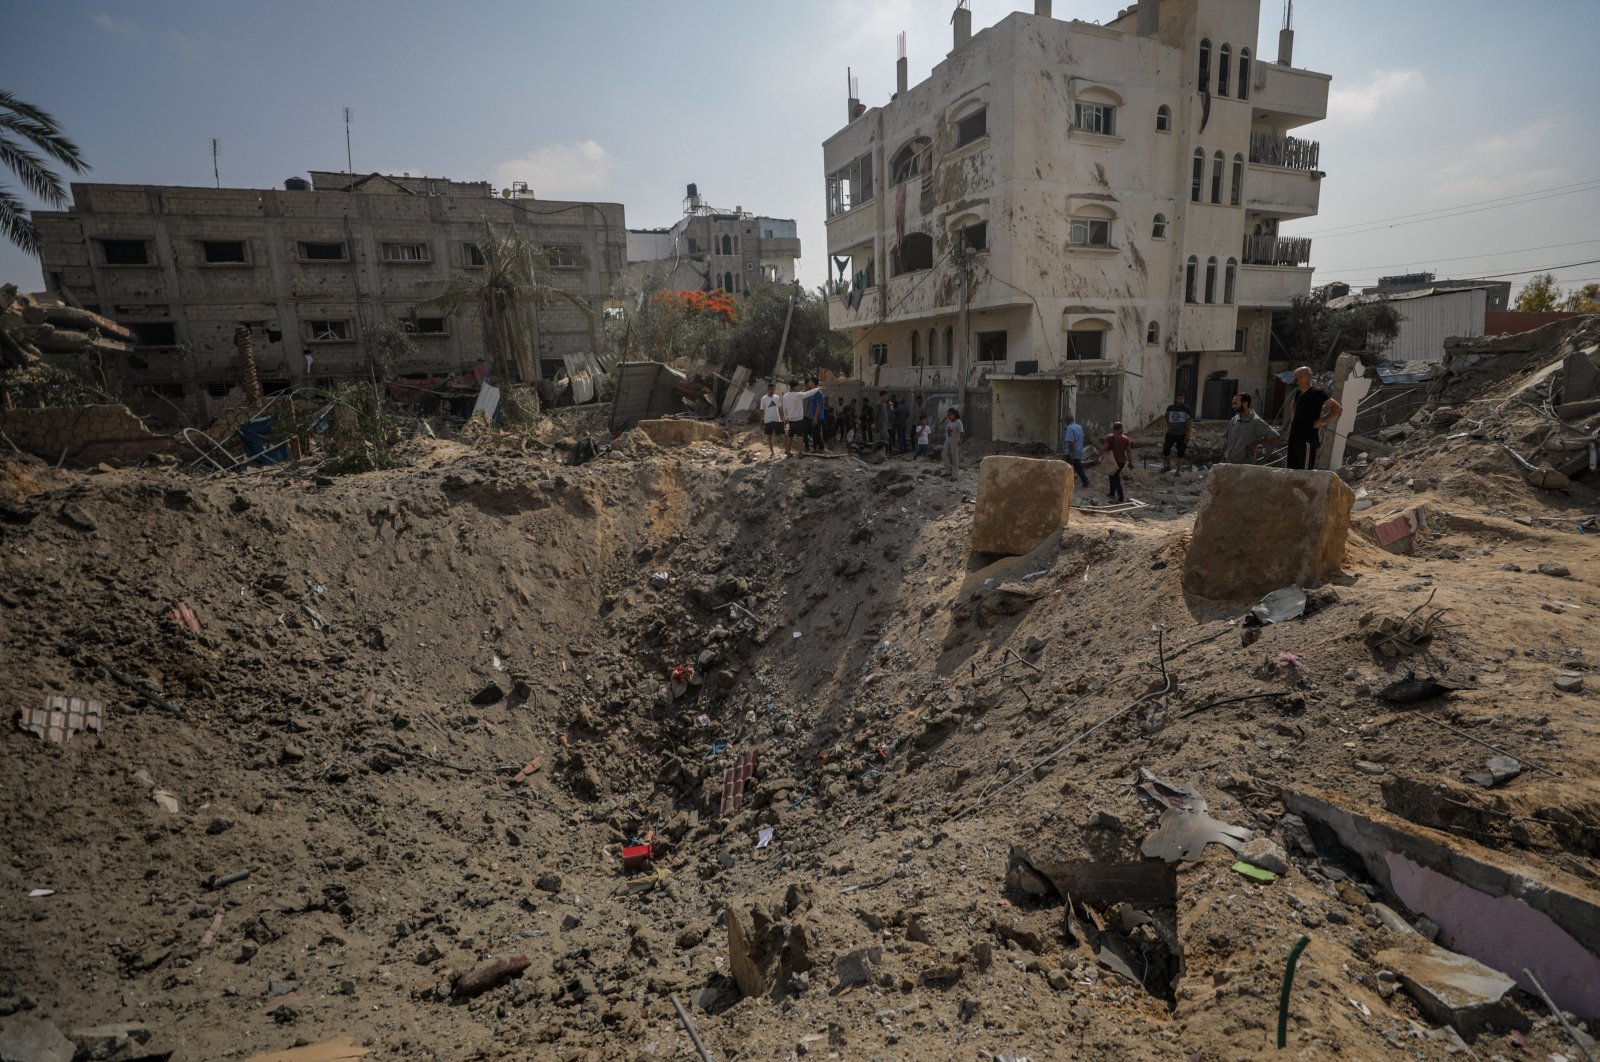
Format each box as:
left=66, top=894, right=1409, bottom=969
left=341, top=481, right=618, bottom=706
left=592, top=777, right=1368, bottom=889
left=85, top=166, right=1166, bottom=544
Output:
left=1320, top=238, right=1600, bottom=276
left=1298, top=180, right=1600, bottom=241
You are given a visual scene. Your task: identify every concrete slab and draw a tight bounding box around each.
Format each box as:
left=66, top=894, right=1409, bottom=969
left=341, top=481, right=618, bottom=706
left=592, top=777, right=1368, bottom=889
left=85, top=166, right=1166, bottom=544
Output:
left=1183, top=465, right=1354, bottom=601
left=0, top=1018, right=74, bottom=1062
left=636, top=419, right=723, bottom=447
left=1376, top=941, right=1525, bottom=1041
left=970, top=456, right=1074, bottom=556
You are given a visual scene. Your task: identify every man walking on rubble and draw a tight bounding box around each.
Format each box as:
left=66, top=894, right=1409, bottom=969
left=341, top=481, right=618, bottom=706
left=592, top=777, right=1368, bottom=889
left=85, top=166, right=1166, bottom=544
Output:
left=1221, top=392, right=1278, bottom=464
left=1286, top=365, right=1342, bottom=471
left=759, top=382, right=784, bottom=458
left=1061, top=414, right=1090, bottom=490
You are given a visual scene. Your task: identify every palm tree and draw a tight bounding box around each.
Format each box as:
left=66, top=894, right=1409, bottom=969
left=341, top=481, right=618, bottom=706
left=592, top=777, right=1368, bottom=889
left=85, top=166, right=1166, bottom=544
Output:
left=427, top=223, right=594, bottom=400
left=1, top=91, right=89, bottom=255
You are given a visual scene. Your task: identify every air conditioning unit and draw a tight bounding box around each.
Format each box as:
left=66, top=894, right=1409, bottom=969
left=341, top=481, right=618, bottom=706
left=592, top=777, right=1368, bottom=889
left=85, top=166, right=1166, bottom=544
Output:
left=1014, top=360, right=1039, bottom=375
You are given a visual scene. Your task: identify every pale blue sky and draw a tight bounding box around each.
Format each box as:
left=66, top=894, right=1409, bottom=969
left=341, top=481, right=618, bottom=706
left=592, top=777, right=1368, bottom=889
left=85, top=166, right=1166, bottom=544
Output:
left=6, top=0, right=1599, bottom=298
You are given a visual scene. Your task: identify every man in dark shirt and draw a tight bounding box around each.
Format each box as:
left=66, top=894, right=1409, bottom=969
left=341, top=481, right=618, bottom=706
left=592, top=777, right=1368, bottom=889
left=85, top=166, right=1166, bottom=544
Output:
left=1286, top=365, right=1343, bottom=470
left=1161, top=393, right=1195, bottom=474
left=892, top=395, right=911, bottom=455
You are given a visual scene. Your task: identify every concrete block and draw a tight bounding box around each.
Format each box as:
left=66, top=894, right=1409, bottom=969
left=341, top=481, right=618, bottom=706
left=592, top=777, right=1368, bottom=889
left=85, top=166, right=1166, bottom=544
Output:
left=1182, top=465, right=1353, bottom=600
left=635, top=419, right=723, bottom=447
left=0, top=1018, right=75, bottom=1062
left=970, top=456, right=1074, bottom=556
left=1376, top=942, right=1525, bottom=1042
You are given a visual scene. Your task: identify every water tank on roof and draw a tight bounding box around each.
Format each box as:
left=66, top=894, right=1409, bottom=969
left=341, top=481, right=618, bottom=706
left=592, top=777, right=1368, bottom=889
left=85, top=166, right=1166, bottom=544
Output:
left=284, top=177, right=311, bottom=191
left=686, top=183, right=698, bottom=199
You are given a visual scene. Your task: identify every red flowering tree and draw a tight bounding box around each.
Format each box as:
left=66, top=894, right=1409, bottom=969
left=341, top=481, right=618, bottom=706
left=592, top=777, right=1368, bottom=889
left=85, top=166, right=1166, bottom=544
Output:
left=642, top=287, right=739, bottom=362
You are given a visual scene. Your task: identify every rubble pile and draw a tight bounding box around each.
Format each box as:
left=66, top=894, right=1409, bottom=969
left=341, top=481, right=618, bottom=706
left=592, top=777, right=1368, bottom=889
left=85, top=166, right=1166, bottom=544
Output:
left=0, top=283, right=134, bottom=372
left=1, top=323, right=1598, bottom=1059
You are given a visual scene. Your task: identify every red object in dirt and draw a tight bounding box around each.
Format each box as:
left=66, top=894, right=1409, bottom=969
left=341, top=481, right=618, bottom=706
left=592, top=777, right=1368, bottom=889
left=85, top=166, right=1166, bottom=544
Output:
left=171, top=602, right=202, bottom=634
left=622, top=844, right=654, bottom=871
left=512, top=757, right=541, bottom=784
left=720, top=748, right=760, bottom=817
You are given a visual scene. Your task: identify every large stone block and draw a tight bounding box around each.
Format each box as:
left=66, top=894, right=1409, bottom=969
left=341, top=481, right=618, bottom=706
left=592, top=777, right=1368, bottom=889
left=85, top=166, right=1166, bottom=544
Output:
left=1182, top=465, right=1353, bottom=600
left=635, top=419, right=723, bottom=446
left=970, top=456, right=1074, bottom=556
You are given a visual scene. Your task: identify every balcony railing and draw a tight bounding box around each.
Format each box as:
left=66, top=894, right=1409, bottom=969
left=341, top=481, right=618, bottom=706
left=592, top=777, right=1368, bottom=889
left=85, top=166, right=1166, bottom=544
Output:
left=1242, top=234, right=1313, bottom=267
left=1249, top=132, right=1320, bottom=172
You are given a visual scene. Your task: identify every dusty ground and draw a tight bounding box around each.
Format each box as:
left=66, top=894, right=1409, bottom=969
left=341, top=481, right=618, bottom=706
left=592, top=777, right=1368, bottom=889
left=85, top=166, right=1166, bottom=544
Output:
left=2, top=344, right=1599, bottom=1060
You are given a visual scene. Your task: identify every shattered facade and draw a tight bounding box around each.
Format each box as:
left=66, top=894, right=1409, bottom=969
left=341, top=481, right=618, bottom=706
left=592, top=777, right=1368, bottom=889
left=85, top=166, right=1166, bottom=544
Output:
left=821, top=0, right=1329, bottom=443
left=32, top=172, right=626, bottom=418
left=625, top=184, right=801, bottom=300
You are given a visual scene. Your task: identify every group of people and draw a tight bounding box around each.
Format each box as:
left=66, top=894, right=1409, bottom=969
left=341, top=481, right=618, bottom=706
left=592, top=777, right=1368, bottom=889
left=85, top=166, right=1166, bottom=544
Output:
left=758, top=380, right=967, bottom=474
left=1061, top=364, right=1343, bottom=501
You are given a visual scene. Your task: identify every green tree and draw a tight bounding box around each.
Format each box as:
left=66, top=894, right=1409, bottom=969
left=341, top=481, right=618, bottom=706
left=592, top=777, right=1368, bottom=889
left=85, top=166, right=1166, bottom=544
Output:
left=1, top=91, right=89, bottom=255
left=723, top=280, right=851, bottom=379
left=1514, top=273, right=1561, bottom=312
left=1279, top=292, right=1402, bottom=370
left=427, top=223, right=593, bottom=402
left=1560, top=283, right=1599, bottom=314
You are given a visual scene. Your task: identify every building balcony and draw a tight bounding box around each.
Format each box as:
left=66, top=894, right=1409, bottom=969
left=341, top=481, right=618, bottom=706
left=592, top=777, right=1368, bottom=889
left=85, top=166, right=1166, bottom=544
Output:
left=1250, top=64, right=1330, bottom=129
left=1242, top=234, right=1313, bottom=267
left=1236, top=262, right=1315, bottom=308
left=828, top=286, right=882, bottom=329
left=825, top=200, right=878, bottom=256
left=1244, top=161, right=1321, bottom=219
left=761, top=236, right=802, bottom=259
left=1249, top=132, right=1320, bottom=171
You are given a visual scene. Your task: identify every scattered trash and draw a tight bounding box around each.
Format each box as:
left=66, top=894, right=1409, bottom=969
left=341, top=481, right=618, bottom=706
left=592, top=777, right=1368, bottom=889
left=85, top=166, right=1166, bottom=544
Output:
left=28, top=888, right=55, bottom=898
left=650, top=571, right=674, bottom=588
left=200, top=906, right=225, bottom=946
left=695, top=713, right=711, bottom=728
left=622, top=836, right=655, bottom=871
left=1274, top=651, right=1307, bottom=672
left=1464, top=755, right=1522, bottom=788
left=1137, top=769, right=1252, bottom=863
left=625, top=867, right=673, bottom=895
left=756, top=827, right=774, bottom=849
left=792, top=630, right=803, bottom=639
left=1277, top=935, right=1312, bottom=1049
left=453, top=954, right=531, bottom=999
left=206, top=868, right=252, bottom=890
left=152, top=789, right=181, bottom=814
left=301, top=603, right=331, bottom=631
left=18, top=694, right=103, bottom=744
left=1348, top=997, right=1371, bottom=1018
left=1244, top=586, right=1307, bottom=626
left=703, top=742, right=728, bottom=761
left=719, top=748, right=759, bottom=817
left=511, top=757, right=541, bottom=784
left=1232, top=860, right=1277, bottom=883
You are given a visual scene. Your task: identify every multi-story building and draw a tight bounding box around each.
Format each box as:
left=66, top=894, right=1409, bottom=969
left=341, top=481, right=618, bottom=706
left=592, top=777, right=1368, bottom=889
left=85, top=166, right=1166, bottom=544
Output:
left=625, top=184, right=801, bottom=299
left=821, top=0, right=1329, bottom=441
left=33, top=170, right=625, bottom=418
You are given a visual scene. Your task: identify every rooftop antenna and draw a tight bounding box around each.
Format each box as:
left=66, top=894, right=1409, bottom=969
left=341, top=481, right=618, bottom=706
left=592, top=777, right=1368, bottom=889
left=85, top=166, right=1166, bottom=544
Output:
left=344, top=106, right=353, bottom=174
left=1284, top=0, right=1293, bottom=30
left=211, top=138, right=219, bottom=188
left=897, top=31, right=907, bottom=60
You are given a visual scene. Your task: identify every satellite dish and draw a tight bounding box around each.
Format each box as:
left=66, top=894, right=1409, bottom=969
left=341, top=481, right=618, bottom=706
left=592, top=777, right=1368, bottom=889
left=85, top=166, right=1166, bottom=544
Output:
left=501, top=188, right=511, bottom=199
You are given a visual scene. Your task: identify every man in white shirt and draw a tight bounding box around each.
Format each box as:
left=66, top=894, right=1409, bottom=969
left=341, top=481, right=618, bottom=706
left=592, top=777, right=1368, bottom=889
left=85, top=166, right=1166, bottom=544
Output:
left=779, top=378, right=821, bottom=458
left=758, top=382, right=784, bottom=458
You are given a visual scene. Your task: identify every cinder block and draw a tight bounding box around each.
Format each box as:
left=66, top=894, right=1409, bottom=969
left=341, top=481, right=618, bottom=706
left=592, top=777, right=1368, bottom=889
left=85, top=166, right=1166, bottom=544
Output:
left=1183, top=465, right=1354, bottom=600
left=970, top=455, right=1074, bottom=556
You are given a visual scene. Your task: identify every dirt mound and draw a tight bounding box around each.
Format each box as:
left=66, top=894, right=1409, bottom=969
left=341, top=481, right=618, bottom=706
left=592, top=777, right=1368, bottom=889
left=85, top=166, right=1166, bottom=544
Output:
left=2, top=419, right=1597, bottom=1059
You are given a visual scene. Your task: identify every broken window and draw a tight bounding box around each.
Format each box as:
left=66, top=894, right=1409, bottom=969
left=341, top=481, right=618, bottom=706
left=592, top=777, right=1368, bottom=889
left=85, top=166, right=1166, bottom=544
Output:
left=205, top=379, right=235, bottom=398
left=1069, top=218, right=1111, bottom=247
left=1218, top=44, right=1232, bottom=96
left=1152, top=213, right=1167, bottom=239
left=1156, top=105, right=1171, bottom=132
left=1231, top=154, right=1244, bottom=206
left=1146, top=321, right=1160, bottom=345
left=544, top=245, right=583, bottom=268
left=827, top=152, right=874, bottom=218
left=382, top=242, right=430, bottom=263
left=1205, top=257, right=1218, bottom=304
left=1185, top=257, right=1198, bottom=304
left=891, top=138, right=931, bottom=184
left=1198, top=38, right=1211, bottom=93
left=869, top=343, right=889, bottom=366
left=1233, top=327, right=1246, bottom=353
left=961, top=221, right=988, bottom=252
left=99, top=239, right=150, bottom=265
left=299, top=241, right=347, bottom=262
left=306, top=319, right=351, bottom=343
left=402, top=317, right=449, bottom=335
left=464, top=242, right=485, bottom=267
left=955, top=108, right=987, bottom=147
left=891, top=232, right=934, bottom=275
left=976, top=330, right=1007, bottom=362
left=1238, top=49, right=1252, bottom=101
left=148, top=382, right=186, bottom=401
left=1067, top=328, right=1106, bottom=360
left=1191, top=150, right=1204, bottom=202
left=201, top=240, right=247, bottom=264
left=131, top=321, right=177, bottom=347
left=1074, top=102, right=1117, bottom=136
left=1212, top=151, right=1225, bottom=204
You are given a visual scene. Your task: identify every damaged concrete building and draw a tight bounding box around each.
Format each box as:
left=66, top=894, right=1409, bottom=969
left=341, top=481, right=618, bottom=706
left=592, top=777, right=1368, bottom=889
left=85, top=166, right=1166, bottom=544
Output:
left=822, top=0, right=1329, bottom=443
left=625, top=184, right=802, bottom=299
left=32, top=172, right=625, bottom=419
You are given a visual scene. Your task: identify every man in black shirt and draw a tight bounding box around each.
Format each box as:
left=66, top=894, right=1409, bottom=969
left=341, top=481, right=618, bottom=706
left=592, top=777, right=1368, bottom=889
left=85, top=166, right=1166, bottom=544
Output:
left=1161, top=393, right=1195, bottom=473
left=1286, top=365, right=1343, bottom=470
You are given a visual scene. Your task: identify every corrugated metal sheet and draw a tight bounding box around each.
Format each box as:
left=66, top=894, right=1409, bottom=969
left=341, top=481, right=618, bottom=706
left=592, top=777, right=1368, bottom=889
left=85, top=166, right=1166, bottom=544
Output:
left=609, top=361, right=687, bottom=433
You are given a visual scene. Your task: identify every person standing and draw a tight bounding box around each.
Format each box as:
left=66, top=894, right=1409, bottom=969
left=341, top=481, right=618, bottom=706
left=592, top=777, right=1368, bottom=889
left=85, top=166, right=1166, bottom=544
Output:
left=941, top=407, right=966, bottom=476
left=1286, top=365, right=1342, bottom=470
left=780, top=378, right=819, bottom=458
left=877, top=391, right=893, bottom=447
left=758, top=382, right=784, bottom=459
left=1162, top=393, right=1195, bottom=474
left=1103, top=421, right=1132, bottom=503
left=806, top=377, right=828, bottom=453
left=1061, top=414, right=1089, bottom=490
left=1221, top=392, right=1279, bottom=464
left=893, top=395, right=911, bottom=455
left=914, top=415, right=931, bottom=459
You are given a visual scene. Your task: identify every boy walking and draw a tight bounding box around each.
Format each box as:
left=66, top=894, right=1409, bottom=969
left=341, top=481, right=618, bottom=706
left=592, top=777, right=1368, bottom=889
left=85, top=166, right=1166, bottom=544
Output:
left=1103, top=421, right=1132, bottom=503
left=941, top=407, right=966, bottom=476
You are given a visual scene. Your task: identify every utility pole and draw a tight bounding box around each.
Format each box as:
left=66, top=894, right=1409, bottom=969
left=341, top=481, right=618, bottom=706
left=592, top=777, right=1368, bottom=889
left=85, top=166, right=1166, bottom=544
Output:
left=773, top=280, right=800, bottom=381
left=344, top=107, right=353, bottom=174
left=954, top=242, right=970, bottom=415
left=211, top=139, right=219, bottom=188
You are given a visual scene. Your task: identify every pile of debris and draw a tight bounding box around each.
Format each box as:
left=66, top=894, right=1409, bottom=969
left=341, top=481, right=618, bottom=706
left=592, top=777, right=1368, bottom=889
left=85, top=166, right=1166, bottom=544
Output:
left=0, top=284, right=134, bottom=372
